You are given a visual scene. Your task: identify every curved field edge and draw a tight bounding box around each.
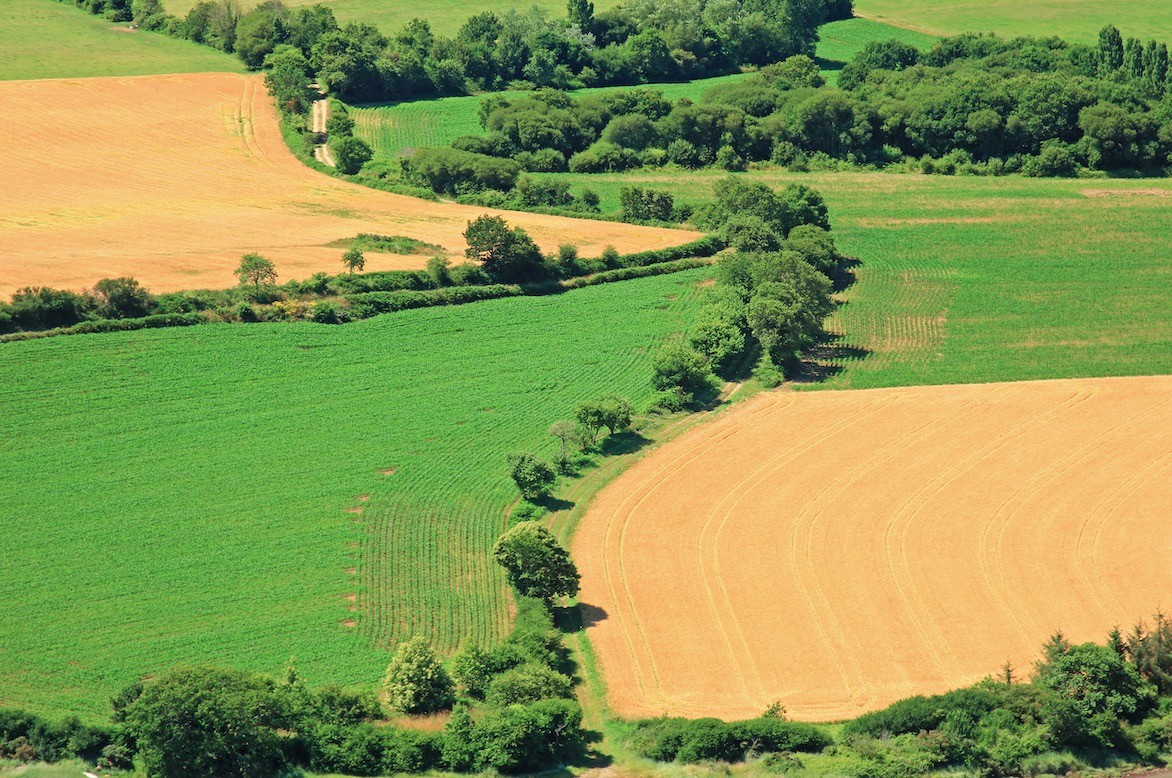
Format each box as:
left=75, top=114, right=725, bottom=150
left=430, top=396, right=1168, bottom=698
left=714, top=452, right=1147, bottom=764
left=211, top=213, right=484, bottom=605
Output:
left=0, top=267, right=712, bottom=720
left=571, top=376, right=1172, bottom=721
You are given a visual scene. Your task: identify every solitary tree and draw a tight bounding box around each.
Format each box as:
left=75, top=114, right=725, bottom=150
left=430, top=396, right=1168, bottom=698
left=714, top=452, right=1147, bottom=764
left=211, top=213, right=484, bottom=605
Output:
left=235, top=253, right=277, bottom=291
left=342, top=247, right=365, bottom=275
left=464, top=215, right=545, bottom=281
left=383, top=636, right=454, bottom=714
left=507, top=452, right=557, bottom=499
left=492, top=521, right=580, bottom=603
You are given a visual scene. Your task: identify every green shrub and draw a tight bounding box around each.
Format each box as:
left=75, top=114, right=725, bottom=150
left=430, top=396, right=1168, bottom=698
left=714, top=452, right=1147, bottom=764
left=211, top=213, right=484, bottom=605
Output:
left=383, top=636, right=454, bottom=715
left=485, top=662, right=573, bottom=705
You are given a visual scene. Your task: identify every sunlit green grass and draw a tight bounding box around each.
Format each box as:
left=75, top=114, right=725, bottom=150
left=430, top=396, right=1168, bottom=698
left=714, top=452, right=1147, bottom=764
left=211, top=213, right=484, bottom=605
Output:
left=545, top=169, right=1172, bottom=388
left=0, top=0, right=243, bottom=80
left=0, top=270, right=710, bottom=720
left=852, top=0, right=1172, bottom=44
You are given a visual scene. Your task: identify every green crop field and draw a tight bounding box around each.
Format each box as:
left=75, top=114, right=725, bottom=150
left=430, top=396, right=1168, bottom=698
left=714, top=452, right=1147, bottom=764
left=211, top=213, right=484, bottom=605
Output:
left=548, top=170, right=1172, bottom=389
left=0, top=0, right=243, bottom=80
left=350, top=18, right=932, bottom=159
left=853, top=0, right=1172, bottom=44
left=0, top=269, right=710, bottom=720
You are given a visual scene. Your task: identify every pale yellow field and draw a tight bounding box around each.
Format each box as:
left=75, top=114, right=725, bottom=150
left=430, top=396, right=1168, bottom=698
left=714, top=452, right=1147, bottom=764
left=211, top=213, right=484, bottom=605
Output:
left=575, top=376, right=1172, bottom=721
left=0, top=73, right=697, bottom=296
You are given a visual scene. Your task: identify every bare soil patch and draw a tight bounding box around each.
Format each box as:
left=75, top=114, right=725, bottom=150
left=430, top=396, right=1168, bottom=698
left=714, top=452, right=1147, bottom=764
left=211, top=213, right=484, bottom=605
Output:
left=574, top=376, right=1172, bottom=721
left=1082, top=187, right=1171, bottom=198
left=0, top=73, right=698, bottom=297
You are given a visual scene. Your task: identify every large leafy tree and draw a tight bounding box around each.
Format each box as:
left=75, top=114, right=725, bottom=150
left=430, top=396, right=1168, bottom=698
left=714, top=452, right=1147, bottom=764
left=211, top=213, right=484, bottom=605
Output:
left=124, top=666, right=291, bottom=778
left=492, top=521, right=580, bottom=603
left=383, top=636, right=454, bottom=714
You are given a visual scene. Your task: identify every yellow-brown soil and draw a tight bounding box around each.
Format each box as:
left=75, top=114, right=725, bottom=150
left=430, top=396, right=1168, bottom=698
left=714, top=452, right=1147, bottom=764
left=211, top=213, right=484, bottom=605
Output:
left=0, top=73, right=698, bottom=296
left=575, top=376, right=1172, bottom=721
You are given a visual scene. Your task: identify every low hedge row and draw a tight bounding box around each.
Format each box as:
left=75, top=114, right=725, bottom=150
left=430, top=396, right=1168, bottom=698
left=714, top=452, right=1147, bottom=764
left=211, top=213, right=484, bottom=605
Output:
left=616, top=235, right=725, bottom=267
left=0, top=312, right=206, bottom=343
left=346, top=284, right=523, bottom=318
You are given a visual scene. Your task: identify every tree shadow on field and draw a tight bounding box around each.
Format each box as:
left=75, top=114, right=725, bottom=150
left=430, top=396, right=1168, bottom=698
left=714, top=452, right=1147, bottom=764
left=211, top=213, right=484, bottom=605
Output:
left=832, top=255, right=862, bottom=293
left=816, top=56, right=847, bottom=74
left=533, top=494, right=575, bottom=512
left=791, top=333, right=870, bottom=384
left=599, top=429, right=651, bottom=457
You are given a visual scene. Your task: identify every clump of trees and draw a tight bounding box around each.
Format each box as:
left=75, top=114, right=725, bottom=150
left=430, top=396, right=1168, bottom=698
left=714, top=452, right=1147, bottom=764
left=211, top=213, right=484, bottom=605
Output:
left=423, top=28, right=1172, bottom=177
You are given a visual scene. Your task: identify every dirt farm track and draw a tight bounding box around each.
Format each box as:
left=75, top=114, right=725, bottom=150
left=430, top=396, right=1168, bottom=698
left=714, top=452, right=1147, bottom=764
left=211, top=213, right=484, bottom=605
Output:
left=0, top=73, right=696, bottom=297
left=575, top=376, right=1172, bottom=721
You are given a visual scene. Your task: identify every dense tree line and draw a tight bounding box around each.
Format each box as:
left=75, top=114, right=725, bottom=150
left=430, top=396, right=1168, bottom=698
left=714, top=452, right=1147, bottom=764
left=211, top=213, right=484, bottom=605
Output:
left=57, top=0, right=850, bottom=104
left=427, top=29, right=1172, bottom=176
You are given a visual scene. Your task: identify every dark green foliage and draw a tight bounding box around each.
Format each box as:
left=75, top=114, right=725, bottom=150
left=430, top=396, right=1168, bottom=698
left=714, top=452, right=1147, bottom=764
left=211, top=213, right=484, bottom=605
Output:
left=0, top=709, right=117, bottom=765
left=234, top=5, right=288, bottom=70
left=333, top=135, right=373, bottom=174
left=1127, top=611, right=1172, bottom=695
left=506, top=452, right=558, bottom=499
left=264, top=44, right=313, bottom=114
left=8, top=287, right=92, bottom=330
left=626, top=716, right=831, bottom=763
left=345, top=284, right=522, bottom=318
left=485, top=662, right=574, bottom=705
left=406, top=148, right=521, bottom=194
left=837, top=38, right=920, bottom=89
left=452, top=698, right=583, bottom=773
left=92, top=276, right=153, bottom=319
left=492, top=521, right=580, bottom=603
left=463, top=215, right=546, bottom=282
left=125, top=666, right=292, bottom=778
left=383, top=636, right=454, bottom=714
left=620, top=185, right=675, bottom=221
left=574, top=394, right=634, bottom=446
left=698, top=177, right=830, bottom=238
left=652, top=341, right=713, bottom=402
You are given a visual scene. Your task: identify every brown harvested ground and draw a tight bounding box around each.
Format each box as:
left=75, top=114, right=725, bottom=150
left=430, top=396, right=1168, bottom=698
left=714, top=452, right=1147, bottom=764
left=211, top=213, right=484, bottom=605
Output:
left=0, top=73, right=698, bottom=297
left=575, top=376, right=1172, bottom=721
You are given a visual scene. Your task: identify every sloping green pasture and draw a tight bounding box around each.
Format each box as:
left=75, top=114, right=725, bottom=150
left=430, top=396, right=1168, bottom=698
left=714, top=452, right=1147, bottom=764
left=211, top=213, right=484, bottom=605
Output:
left=0, top=270, right=710, bottom=720
left=549, top=170, right=1172, bottom=388
left=0, top=0, right=243, bottom=80
left=852, top=0, right=1172, bottom=44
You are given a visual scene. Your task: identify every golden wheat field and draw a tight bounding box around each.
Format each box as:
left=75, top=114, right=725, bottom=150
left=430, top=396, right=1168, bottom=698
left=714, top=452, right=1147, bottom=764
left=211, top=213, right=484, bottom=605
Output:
left=574, top=376, right=1172, bottom=721
left=0, top=73, right=697, bottom=296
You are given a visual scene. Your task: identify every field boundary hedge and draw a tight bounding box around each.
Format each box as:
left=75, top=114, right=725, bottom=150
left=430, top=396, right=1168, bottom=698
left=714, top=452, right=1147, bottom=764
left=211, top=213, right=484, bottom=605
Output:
left=0, top=313, right=206, bottom=343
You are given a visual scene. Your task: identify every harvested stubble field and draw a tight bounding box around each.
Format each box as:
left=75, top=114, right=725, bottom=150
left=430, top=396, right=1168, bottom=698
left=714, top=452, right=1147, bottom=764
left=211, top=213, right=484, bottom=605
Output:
left=0, top=267, right=711, bottom=719
left=0, top=72, right=695, bottom=298
left=575, top=375, right=1172, bottom=722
